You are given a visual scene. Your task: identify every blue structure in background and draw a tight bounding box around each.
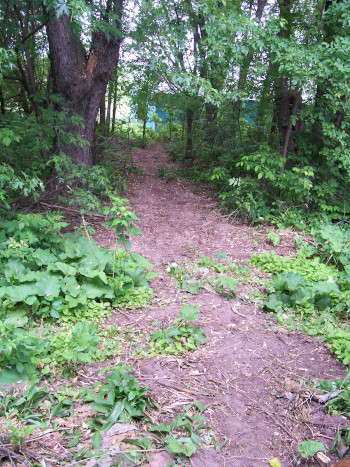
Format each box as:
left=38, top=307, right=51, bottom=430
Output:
left=241, top=100, right=258, bottom=123
left=131, top=97, right=257, bottom=129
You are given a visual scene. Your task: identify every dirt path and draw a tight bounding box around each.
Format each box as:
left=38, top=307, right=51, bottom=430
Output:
left=103, top=144, right=347, bottom=466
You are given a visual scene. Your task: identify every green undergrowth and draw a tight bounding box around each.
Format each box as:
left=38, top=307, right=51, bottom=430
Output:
left=167, top=252, right=249, bottom=297
left=0, top=364, right=218, bottom=465
left=252, top=224, right=350, bottom=366
left=318, top=370, right=350, bottom=418
left=133, top=305, right=207, bottom=358
left=0, top=212, right=152, bottom=385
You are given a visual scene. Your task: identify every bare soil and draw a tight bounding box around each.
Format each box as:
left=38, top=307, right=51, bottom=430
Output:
left=96, top=144, right=348, bottom=467
left=2, top=143, right=348, bottom=467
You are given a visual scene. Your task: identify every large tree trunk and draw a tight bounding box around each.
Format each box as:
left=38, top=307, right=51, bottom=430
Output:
left=45, top=3, right=123, bottom=166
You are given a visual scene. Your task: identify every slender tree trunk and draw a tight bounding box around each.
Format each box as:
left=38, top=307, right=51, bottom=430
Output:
left=256, top=64, right=274, bottom=142
left=271, top=0, right=296, bottom=155
left=204, top=103, right=217, bottom=148
left=106, top=85, right=112, bottom=130
left=16, top=47, right=49, bottom=162
left=281, top=90, right=301, bottom=168
left=46, top=2, right=123, bottom=166
left=185, top=108, right=194, bottom=163
left=0, top=86, right=5, bottom=114
left=232, top=0, right=268, bottom=137
left=274, top=77, right=291, bottom=149
left=111, top=89, right=117, bottom=133
left=142, top=119, right=147, bottom=148
left=100, top=92, right=106, bottom=126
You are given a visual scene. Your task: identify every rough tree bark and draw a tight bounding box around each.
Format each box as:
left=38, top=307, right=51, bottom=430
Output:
left=45, top=0, right=123, bottom=166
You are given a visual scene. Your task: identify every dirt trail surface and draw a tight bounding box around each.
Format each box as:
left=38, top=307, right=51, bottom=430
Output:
left=100, top=144, right=347, bottom=467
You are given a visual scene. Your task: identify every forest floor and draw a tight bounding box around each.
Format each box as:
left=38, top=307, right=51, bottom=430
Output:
left=90, top=143, right=347, bottom=467
left=2, top=143, right=348, bottom=467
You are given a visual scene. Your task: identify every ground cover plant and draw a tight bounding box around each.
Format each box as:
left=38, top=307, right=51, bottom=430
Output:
left=0, top=210, right=151, bottom=385
left=251, top=224, right=350, bottom=365
left=134, top=305, right=207, bottom=357
left=167, top=253, right=249, bottom=298
left=251, top=224, right=350, bottom=461
left=2, top=0, right=350, bottom=462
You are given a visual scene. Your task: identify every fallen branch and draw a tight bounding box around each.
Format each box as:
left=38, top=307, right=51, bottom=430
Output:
left=0, top=440, right=30, bottom=467
left=38, top=202, right=106, bottom=218
left=312, top=389, right=345, bottom=404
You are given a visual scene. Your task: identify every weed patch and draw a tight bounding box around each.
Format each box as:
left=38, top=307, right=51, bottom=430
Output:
left=134, top=305, right=207, bottom=357
left=167, top=254, right=249, bottom=298
left=252, top=228, right=350, bottom=366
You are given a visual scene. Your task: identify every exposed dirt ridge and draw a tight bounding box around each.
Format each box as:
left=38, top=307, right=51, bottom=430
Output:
left=102, top=144, right=347, bottom=467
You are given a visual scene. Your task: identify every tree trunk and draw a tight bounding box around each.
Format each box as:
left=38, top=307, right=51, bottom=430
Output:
left=106, top=85, right=112, bottom=130
left=45, top=3, right=123, bottom=166
left=185, top=108, right=194, bottom=163
left=281, top=90, right=301, bottom=168
left=271, top=0, right=295, bottom=155
left=100, top=92, right=106, bottom=126
left=0, top=86, right=5, bottom=114
left=204, top=102, right=217, bottom=148
left=232, top=0, right=268, bottom=137
left=142, top=119, right=147, bottom=148
left=112, top=88, right=117, bottom=133
left=274, top=77, right=291, bottom=149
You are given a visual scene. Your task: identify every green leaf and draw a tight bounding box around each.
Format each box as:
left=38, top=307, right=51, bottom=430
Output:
left=70, top=321, right=100, bottom=354
left=179, top=305, right=199, bottom=322
left=91, top=431, right=102, bottom=449
left=298, top=440, right=325, bottom=458
left=193, top=401, right=207, bottom=413
left=4, top=310, right=28, bottom=327
left=65, top=290, right=87, bottom=308
left=68, top=432, right=81, bottom=448
left=122, top=437, right=153, bottom=450
left=165, top=435, right=183, bottom=454
left=3, top=136, right=11, bottom=146
left=213, top=251, right=228, bottom=260
left=216, top=276, right=237, bottom=295
left=130, top=252, right=152, bottom=270
left=149, top=422, right=170, bottom=433
left=101, top=401, right=125, bottom=432
left=48, top=262, right=77, bottom=276
left=32, top=249, right=57, bottom=266
left=35, top=275, right=61, bottom=300
left=192, top=327, right=207, bottom=346
left=1, top=284, right=36, bottom=302
left=126, top=267, right=149, bottom=287
left=50, top=309, right=60, bottom=319
left=4, top=259, right=26, bottom=282
left=62, top=278, right=81, bottom=297
left=81, top=279, right=114, bottom=299
left=183, top=441, right=198, bottom=457
left=0, top=368, right=25, bottom=385
left=181, top=279, right=200, bottom=294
